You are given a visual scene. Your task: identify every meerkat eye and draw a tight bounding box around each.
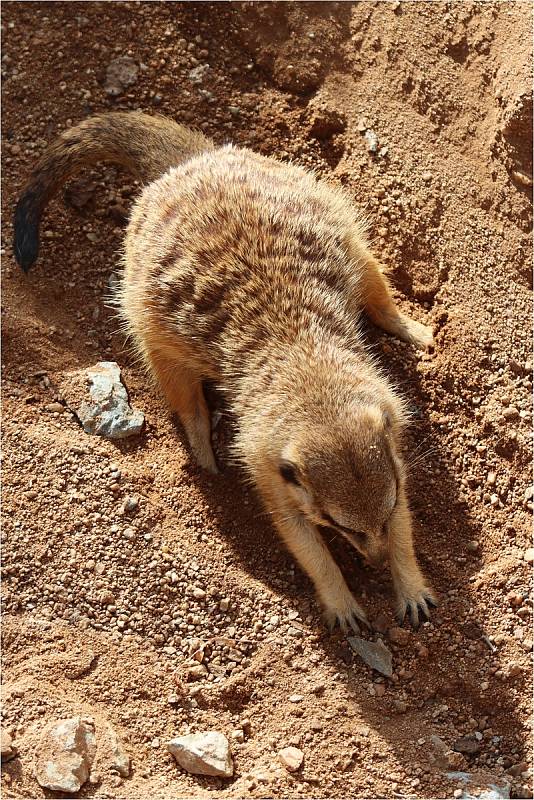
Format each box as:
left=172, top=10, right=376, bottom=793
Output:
left=279, top=462, right=300, bottom=486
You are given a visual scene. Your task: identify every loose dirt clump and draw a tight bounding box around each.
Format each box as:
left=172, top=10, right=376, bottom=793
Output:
left=1, top=3, right=532, bottom=799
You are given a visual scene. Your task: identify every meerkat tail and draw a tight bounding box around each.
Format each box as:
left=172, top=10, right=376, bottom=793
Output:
left=13, top=111, right=213, bottom=272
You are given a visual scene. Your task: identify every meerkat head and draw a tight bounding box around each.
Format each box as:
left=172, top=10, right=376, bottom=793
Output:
left=277, top=402, right=405, bottom=567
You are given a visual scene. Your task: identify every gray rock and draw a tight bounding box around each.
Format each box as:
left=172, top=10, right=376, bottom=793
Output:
left=166, top=731, right=233, bottom=777
left=104, top=56, right=139, bottom=96
left=348, top=636, right=393, bottom=677
left=76, top=362, right=144, bottom=439
left=35, top=716, right=96, bottom=793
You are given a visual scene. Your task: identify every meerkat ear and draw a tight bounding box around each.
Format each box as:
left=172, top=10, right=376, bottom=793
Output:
left=383, top=410, right=392, bottom=428
left=279, top=461, right=301, bottom=486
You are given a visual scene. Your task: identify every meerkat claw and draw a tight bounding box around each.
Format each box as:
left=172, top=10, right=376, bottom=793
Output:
left=396, top=589, right=437, bottom=629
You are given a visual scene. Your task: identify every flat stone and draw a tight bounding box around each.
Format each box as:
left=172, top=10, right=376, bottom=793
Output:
left=35, top=716, right=96, bottom=793
left=348, top=636, right=393, bottom=677
left=278, top=746, right=304, bottom=772
left=453, top=735, right=483, bottom=755
left=166, top=732, right=233, bottom=777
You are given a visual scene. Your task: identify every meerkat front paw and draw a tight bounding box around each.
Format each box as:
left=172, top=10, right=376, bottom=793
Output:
left=395, top=582, right=437, bottom=628
left=320, top=586, right=369, bottom=634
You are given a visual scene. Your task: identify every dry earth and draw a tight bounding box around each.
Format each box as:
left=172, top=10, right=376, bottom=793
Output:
left=1, top=2, right=533, bottom=798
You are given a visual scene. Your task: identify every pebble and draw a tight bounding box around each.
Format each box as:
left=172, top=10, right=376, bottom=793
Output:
left=34, top=717, right=96, bottom=793
left=364, top=129, right=379, bottom=153
left=109, top=730, right=130, bottom=777
left=1, top=729, right=15, bottom=762
left=188, top=64, right=210, bottom=84
left=192, top=587, right=206, bottom=600
left=387, top=626, right=411, bottom=647
left=289, top=694, right=304, bottom=703
left=348, top=636, right=393, bottom=677
left=466, top=540, right=480, bottom=552
left=122, top=496, right=139, bottom=514
left=523, top=548, right=534, bottom=564
left=166, top=732, right=233, bottom=777
left=453, top=735, right=482, bottom=755
left=278, top=746, right=304, bottom=772
left=45, top=402, right=65, bottom=414
left=104, top=56, right=139, bottom=96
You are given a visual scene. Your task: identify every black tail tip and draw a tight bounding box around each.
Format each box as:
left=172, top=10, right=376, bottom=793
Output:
left=14, top=193, right=41, bottom=272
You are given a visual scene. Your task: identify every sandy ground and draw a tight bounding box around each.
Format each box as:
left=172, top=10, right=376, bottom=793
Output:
left=1, top=2, right=533, bottom=798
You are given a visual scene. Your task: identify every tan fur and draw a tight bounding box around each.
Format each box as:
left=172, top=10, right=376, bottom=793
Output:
left=15, top=112, right=436, bottom=630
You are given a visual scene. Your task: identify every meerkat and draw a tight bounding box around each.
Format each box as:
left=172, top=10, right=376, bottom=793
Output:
left=14, top=111, right=437, bottom=631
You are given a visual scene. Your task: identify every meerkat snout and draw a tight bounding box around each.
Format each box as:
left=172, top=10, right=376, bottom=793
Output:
left=277, top=402, right=404, bottom=566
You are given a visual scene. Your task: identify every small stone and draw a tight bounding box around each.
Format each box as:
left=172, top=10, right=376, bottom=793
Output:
left=348, top=636, right=393, bottom=677
left=289, top=694, right=304, bottom=703
left=231, top=729, right=244, bottom=743
left=188, top=64, right=210, bottom=84
left=374, top=683, right=386, bottom=697
left=192, top=587, right=206, bottom=600
left=278, top=746, right=304, bottom=772
left=523, top=548, right=534, bottom=565
left=219, top=598, right=230, bottom=612
left=109, top=730, right=130, bottom=777
left=364, top=129, right=379, bottom=153
left=453, top=735, right=482, bottom=755
left=387, top=626, right=411, bottom=647
left=373, top=613, right=389, bottom=634
left=422, top=171, right=433, bottom=182
left=121, top=496, right=139, bottom=514
left=104, top=56, right=139, bottom=96
left=35, top=717, right=96, bottom=793
left=45, top=402, right=65, bottom=414
left=507, top=592, right=523, bottom=607
left=1, top=730, right=15, bottom=762
left=466, top=540, right=480, bottom=553
left=166, top=732, right=233, bottom=777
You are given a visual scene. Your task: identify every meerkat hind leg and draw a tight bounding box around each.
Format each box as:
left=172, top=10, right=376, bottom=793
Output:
left=361, top=256, right=434, bottom=350
left=149, top=350, right=218, bottom=473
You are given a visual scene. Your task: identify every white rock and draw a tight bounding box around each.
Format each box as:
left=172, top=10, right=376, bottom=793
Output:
left=35, top=717, right=96, bottom=793
left=278, top=746, right=304, bottom=772
left=166, top=732, right=233, bottom=777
